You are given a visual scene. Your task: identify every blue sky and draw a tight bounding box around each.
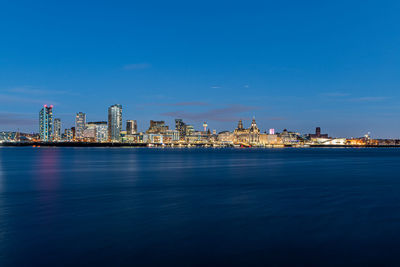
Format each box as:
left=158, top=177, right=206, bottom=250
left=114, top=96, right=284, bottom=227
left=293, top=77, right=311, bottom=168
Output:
left=1, top=0, right=400, bottom=138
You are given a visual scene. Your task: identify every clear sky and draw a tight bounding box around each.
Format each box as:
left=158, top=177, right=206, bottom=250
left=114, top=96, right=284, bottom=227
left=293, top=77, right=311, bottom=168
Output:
left=1, top=0, right=399, bottom=138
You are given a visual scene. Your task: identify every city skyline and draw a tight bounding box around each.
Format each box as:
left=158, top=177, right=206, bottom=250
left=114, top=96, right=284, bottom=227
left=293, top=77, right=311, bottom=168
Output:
left=1, top=1, right=400, bottom=138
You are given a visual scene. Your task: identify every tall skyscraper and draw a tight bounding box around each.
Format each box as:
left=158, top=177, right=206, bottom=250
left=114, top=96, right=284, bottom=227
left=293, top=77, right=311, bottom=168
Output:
left=39, top=105, right=53, bottom=141
left=53, top=118, right=61, bottom=141
left=126, top=120, right=137, bottom=135
left=108, top=104, right=122, bottom=142
left=75, top=112, right=86, bottom=140
left=175, top=119, right=186, bottom=137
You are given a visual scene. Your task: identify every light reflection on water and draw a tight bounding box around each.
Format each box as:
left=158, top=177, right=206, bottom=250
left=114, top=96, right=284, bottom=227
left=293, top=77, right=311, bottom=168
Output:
left=1, top=147, right=400, bottom=265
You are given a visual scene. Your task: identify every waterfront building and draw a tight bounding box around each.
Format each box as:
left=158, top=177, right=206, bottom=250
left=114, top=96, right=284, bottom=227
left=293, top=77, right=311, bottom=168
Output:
left=75, top=112, right=86, bottom=140
left=279, top=129, right=300, bottom=144
left=122, top=133, right=144, bottom=143
left=259, top=134, right=279, bottom=145
left=185, top=125, right=195, bottom=136
left=108, top=104, right=122, bottom=142
left=217, top=131, right=234, bottom=143
left=53, top=118, right=61, bottom=141
left=248, top=118, right=260, bottom=144
left=64, top=129, right=73, bottom=141
left=39, top=105, right=53, bottom=141
left=233, top=119, right=260, bottom=144
left=83, top=124, right=96, bottom=142
left=143, top=133, right=163, bottom=144
left=147, top=120, right=168, bottom=134
left=185, top=131, right=202, bottom=143
left=269, top=128, right=275, bottom=135
left=163, top=130, right=180, bottom=143
left=86, top=121, right=108, bottom=142
left=175, top=119, right=186, bottom=138
left=126, top=120, right=137, bottom=135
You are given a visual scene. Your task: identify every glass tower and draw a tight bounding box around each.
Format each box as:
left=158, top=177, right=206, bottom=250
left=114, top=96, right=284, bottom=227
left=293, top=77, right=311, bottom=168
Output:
left=53, top=118, right=61, bottom=141
left=75, top=112, right=86, bottom=140
left=108, top=104, right=122, bottom=142
left=39, top=105, right=53, bottom=141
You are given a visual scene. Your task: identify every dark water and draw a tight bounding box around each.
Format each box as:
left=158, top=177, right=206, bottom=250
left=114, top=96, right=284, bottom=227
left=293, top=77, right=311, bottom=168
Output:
left=1, top=147, right=400, bottom=266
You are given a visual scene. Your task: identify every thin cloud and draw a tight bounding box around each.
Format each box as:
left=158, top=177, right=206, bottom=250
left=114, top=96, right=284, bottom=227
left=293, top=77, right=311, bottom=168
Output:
left=137, top=101, right=209, bottom=109
left=211, top=86, right=221, bottom=89
left=5, top=86, right=78, bottom=96
left=0, top=112, right=36, bottom=126
left=268, top=117, right=286, bottom=121
left=161, top=104, right=257, bottom=122
left=322, top=92, right=350, bottom=97
left=0, top=94, right=58, bottom=105
left=350, top=96, right=389, bottom=102
left=165, top=101, right=209, bottom=107
left=123, top=63, right=151, bottom=70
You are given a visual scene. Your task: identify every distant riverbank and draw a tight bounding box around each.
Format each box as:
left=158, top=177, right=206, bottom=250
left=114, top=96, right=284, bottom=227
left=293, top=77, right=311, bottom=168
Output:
left=2, top=141, right=400, bottom=148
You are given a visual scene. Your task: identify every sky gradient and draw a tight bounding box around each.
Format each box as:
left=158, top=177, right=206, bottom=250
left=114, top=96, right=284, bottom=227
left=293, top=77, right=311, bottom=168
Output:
left=1, top=0, right=400, bottom=138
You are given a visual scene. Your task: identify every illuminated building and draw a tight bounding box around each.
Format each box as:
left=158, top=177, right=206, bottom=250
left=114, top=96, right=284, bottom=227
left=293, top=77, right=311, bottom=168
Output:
left=126, top=120, right=137, bottom=135
left=53, top=118, right=61, bottom=141
left=185, top=125, right=194, bottom=136
left=279, top=129, right=300, bottom=144
left=75, top=112, right=86, bottom=140
left=108, top=104, right=122, bottom=142
left=185, top=132, right=202, bottom=143
left=233, top=118, right=260, bottom=144
left=203, top=122, right=208, bottom=132
left=39, top=105, right=53, bottom=141
left=164, top=130, right=180, bottom=143
left=249, top=118, right=260, bottom=144
left=143, top=133, right=163, bottom=144
left=175, top=119, right=186, bottom=137
left=147, top=120, right=168, bottom=134
left=269, top=128, right=275, bottom=135
left=217, top=131, right=234, bottom=143
left=86, top=121, right=108, bottom=142
left=259, top=133, right=279, bottom=145
left=83, top=124, right=96, bottom=142
left=64, top=129, right=73, bottom=141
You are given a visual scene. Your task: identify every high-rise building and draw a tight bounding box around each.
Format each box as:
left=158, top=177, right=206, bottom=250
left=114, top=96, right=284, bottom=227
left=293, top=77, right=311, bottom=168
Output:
left=75, top=112, right=86, bottom=140
left=175, top=119, right=186, bottom=137
left=126, top=120, right=137, bottom=135
left=108, top=104, right=122, bottom=142
left=269, top=128, right=275, bottom=135
left=53, top=118, right=61, bottom=141
left=39, top=105, right=53, bottom=141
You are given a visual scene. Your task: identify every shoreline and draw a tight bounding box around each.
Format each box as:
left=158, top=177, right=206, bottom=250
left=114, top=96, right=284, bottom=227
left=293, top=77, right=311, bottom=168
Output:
left=1, top=141, right=400, bottom=148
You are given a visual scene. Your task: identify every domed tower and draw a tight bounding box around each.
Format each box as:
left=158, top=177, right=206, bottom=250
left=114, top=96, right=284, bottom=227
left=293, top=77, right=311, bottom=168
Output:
left=249, top=117, right=260, bottom=144
left=250, top=117, right=260, bottom=133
